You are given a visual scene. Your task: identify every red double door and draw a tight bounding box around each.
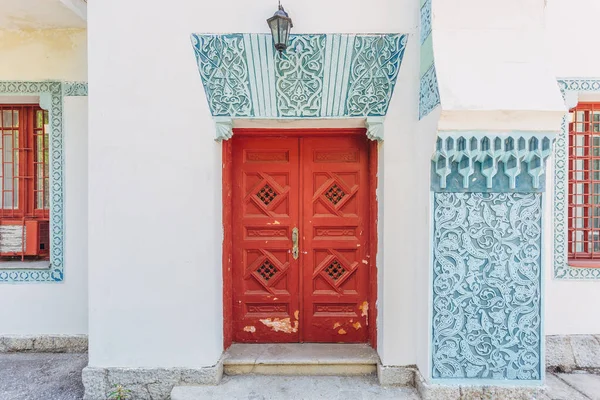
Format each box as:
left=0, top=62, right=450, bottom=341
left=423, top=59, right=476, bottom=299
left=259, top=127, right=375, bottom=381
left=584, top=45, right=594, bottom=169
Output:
left=231, top=134, right=372, bottom=343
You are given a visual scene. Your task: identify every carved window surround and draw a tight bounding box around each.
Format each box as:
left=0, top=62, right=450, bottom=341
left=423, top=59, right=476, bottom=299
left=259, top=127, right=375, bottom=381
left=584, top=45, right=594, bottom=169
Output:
left=555, top=79, right=600, bottom=279
left=0, top=81, right=87, bottom=283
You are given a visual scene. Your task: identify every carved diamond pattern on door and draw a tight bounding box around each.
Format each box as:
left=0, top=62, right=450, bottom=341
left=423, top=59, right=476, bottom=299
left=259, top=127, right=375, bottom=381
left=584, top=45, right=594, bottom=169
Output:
left=315, top=175, right=360, bottom=217
left=324, top=184, right=346, bottom=205
left=249, top=251, right=290, bottom=292
left=231, top=134, right=370, bottom=344
left=324, top=260, right=346, bottom=281
left=256, top=259, right=279, bottom=283
left=316, top=252, right=359, bottom=293
left=256, top=184, right=278, bottom=206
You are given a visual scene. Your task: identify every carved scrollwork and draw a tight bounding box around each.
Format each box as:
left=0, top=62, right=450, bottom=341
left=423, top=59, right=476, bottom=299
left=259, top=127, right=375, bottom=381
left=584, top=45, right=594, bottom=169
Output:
left=432, top=192, right=542, bottom=381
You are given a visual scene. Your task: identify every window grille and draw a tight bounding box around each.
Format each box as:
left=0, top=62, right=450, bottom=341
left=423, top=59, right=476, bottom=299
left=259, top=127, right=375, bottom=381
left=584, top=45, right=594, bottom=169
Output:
left=0, top=105, right=50, bottom=261
left=568, top=103, right=600, bottom=264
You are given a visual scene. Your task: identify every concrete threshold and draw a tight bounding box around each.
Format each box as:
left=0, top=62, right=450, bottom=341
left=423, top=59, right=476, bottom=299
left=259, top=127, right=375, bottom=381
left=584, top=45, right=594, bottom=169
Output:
left=223, top=343, right=379, bottom=376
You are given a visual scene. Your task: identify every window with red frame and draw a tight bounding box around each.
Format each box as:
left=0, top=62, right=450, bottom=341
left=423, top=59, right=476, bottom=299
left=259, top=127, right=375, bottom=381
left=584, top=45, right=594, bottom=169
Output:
left=0, top=105, right=50, bottom=261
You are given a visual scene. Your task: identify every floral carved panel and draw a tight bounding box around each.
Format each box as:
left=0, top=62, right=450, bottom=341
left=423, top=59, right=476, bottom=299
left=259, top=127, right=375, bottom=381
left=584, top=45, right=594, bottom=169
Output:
left=346, top=35, right=406, bottom=116
left=276, top=35, right=325, bottom=117
left=192, top=34, right=253, bottom=117
left=432, top=192, right=542, bottom=381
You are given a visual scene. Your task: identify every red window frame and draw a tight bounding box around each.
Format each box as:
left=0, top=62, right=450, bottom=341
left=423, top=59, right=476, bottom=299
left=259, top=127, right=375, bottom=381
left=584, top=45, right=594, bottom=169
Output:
left=568, top=102, right=600, bottom=267
left=0, top=105, right=50, bottom=260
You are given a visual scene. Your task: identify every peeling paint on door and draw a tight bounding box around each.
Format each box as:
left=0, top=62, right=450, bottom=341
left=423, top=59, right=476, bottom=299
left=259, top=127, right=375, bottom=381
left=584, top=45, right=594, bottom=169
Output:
left=259, top=317, right=298, bottom=334
left=359, top=301, right=369, bottom=326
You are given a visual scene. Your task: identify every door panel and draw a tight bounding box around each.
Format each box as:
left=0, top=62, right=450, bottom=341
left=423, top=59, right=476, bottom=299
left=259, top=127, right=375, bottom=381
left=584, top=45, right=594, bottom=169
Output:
left=232, top=137, right=300, bottom=343
left=301, top=136, right=370, bottom=343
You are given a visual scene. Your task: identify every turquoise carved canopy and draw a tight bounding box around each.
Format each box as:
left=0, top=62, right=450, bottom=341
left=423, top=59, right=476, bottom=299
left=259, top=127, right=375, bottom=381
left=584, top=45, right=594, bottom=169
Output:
left=191, top=33, right=407, bottom=118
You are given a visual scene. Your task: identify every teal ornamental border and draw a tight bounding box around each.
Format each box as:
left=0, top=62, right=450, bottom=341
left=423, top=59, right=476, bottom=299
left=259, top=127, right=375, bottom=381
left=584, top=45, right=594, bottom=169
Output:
left=554, top=79, right=600, bottom=279
left=0, top=81, right=87, bottom=283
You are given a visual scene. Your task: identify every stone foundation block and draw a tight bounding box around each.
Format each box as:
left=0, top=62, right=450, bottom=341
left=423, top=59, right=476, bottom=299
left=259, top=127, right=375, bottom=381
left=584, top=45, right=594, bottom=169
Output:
left=82, top=362, right=223, bottom=400
left=414, top=370, right=546, bottom=400
left=377, top=364, right=415, bottom=386
left=0, top=335, right=87, bottom=353
left=546, top=335, right=576, bottom=372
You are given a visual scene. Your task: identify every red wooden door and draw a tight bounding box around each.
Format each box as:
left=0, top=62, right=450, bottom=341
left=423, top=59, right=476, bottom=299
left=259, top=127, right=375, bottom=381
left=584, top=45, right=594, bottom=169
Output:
left=232, top=137, right=301, bottom=342
left=301, top=136, right=370, bottom=342
left=231, top=134, right=370, bottom=343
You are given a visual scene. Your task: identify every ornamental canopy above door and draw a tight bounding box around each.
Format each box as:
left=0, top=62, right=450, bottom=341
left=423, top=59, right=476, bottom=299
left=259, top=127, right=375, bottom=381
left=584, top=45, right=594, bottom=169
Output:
left=190, top=33, right=407, bottom=141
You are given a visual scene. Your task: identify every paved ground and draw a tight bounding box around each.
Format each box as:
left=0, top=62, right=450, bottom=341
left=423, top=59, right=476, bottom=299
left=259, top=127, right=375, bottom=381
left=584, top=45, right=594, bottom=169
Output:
left=0, top=353, right=87, bottom=400
left=547, top=371, right=600, bottom=399
left=0, top=353, right=599, bottom=400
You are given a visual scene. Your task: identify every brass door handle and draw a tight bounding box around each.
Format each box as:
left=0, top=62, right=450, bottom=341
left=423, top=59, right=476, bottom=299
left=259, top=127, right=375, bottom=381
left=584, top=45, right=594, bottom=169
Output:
left=292, top=227, right=299, bottom=260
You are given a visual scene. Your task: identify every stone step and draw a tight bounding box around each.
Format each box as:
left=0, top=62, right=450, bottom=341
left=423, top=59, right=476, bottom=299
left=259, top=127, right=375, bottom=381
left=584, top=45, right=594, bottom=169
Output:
left=222, top=343, right=380, bottom=376
left=171, top=375, right=420, bottom=400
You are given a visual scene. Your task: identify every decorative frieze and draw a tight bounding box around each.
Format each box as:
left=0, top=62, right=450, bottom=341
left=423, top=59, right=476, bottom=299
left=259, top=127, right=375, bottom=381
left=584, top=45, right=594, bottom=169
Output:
left=431, top=132, right=554, bottom=192
left=191, top=33, right=407, bottom=119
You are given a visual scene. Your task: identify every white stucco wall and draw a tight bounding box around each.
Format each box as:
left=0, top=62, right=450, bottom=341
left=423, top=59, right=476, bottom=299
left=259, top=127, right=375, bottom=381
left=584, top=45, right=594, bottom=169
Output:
left=545, top=0, right=600, bottom=78
left=88, top=0, right=421, bottom=368
left=541, top=0, right=600, bottom=336
left=0, top=29, right=86, bottom=81
left=0, top=97, right=88, bottom=335
left=0, top=29, right=88, bottom=335
left=544, top=157, right=600, bottom=336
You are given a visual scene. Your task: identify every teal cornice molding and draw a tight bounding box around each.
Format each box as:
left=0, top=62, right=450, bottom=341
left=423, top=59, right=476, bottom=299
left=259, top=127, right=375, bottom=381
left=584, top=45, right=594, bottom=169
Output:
left=431, top=132, right=554, bottom=193
left=0, top=81, right=70, bottom=283
left=190, top=33, right=407, bottom=121
left=554, top=78, right=600, bottom=279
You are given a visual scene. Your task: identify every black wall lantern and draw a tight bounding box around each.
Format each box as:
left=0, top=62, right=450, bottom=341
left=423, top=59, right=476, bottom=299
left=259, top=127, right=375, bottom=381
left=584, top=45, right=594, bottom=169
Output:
left=267, top=2, right=293, bottom=53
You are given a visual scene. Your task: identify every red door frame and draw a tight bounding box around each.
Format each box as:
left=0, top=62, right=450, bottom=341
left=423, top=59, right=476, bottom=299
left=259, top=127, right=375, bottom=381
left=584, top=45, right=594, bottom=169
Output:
left=222, top=128, right=378, bottom=349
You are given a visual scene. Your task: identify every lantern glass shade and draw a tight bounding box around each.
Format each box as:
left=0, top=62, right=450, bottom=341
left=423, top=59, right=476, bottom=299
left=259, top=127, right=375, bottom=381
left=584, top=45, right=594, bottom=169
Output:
left=267, top=6, right=293, bottom=53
